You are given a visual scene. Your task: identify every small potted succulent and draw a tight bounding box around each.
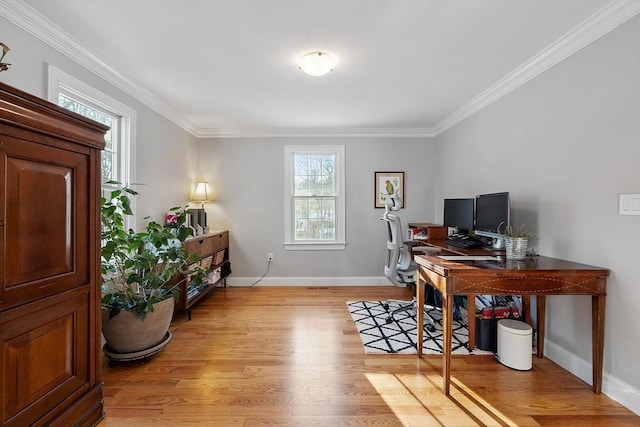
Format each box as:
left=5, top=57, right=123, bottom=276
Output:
left=498, top=223, right=535, bottom=260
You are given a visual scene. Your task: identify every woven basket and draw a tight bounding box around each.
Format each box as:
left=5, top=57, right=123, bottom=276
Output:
left=213, top=249, right=225, bottom=265
left=200, top=256, right=212, bottom=270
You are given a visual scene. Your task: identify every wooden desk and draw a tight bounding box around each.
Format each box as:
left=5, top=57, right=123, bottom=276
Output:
left=416, top=239, right=505, bottom=351
left=415, top=253, right=609, bottom=396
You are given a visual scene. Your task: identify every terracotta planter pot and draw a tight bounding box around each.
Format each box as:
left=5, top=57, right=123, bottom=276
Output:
left=102, top=297, right=175, bottom=353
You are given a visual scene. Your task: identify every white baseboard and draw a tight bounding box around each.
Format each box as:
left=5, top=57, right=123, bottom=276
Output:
left=227, top=276, right=394, bottom=287
left=545, top=339, right=640, bottom=415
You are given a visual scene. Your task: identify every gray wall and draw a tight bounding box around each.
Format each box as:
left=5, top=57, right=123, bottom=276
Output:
left=0, top=16, right=198, bottom=228
left=434, top=16, right=640, bottom=402
left=196, top=137, right=435, bottom=283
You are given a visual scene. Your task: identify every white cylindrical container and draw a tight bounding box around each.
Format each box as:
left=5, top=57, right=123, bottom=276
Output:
left=496, top=319, right=533, bottom=370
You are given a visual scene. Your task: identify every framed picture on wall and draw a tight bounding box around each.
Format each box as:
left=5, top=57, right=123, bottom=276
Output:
left=375, top=171, right=404, bottom=208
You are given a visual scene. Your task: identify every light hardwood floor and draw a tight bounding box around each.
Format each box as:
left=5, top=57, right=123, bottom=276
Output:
left=98, top=286, right=638, bottom=426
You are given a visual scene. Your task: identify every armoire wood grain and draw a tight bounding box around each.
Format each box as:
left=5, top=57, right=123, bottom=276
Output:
left=0, top=82, right=107, bottom=426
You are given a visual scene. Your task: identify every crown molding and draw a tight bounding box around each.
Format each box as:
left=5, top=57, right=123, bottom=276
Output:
left=1, top=0, right=201, bottom=135
left=194, top=126, right=436, bottom=138
left=433, top=0, right=640, bottom=136
left=3, top=0, right=638, bottom=139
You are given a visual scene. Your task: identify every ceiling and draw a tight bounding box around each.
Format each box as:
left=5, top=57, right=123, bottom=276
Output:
left=5, top=0, right=637, bottom=137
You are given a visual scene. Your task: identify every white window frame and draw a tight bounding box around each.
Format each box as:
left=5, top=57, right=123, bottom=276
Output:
left=46, top=64, right=136, bottom=191
left=284, top=145, right=346, bottom=250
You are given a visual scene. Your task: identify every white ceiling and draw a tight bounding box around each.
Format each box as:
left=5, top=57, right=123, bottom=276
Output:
left=5, top=0, right=638, bottom=137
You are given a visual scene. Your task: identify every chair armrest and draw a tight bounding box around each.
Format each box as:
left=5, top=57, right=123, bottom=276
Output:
left=413, top=246, right=441, bottom=255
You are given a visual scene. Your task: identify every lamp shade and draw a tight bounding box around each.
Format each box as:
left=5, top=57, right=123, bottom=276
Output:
left=192, top=181, right=214, bottom=203
left=298, top=51, right=336, bottom=76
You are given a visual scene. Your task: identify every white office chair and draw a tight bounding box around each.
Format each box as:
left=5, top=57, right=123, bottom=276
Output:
left=381, top=195, right=436, bottom=332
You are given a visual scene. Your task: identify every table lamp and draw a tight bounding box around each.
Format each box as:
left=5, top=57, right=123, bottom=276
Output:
left=192, top=181, right=214, bottom=208
left=190, top=181, right=214, bottom=233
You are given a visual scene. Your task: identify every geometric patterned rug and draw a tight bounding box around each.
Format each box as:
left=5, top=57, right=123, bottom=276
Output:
left=347, top=300, right=492, bottom=355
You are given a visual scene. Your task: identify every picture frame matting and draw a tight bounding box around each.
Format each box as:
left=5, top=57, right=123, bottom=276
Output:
left=374, top=171, right=404, bottom=208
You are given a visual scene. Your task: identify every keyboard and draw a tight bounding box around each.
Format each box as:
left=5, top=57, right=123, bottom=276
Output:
left=445, top=238, right=483, bottom=248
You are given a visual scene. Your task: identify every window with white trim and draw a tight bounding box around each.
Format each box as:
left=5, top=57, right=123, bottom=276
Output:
left=284, top=145, right=346, bottom=250
left=47, top=64, right=135, bottom=189
left=57, top=92, right=119, bottom=182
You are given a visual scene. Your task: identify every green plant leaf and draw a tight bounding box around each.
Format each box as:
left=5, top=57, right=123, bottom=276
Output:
left=101, top=182, right=206, bottom=320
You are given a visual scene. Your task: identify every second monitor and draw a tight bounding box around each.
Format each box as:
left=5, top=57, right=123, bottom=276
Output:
left=474, top=191, right=510, bottom=249
left=443, top=198, right=475, bottom=235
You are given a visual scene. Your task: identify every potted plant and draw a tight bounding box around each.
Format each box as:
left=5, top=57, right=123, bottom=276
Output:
left=498, top=223, right=535, bottom=260
left=101, top=183, right=206, bottom=357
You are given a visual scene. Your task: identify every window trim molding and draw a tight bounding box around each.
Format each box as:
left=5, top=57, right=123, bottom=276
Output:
left=46, top=64, right=136, bottom=189
left=284, top=145, right=346, bottom=251
left=47, top=64, right=137, bottom=229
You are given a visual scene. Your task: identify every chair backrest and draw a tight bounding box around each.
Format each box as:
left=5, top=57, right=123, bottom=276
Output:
left=381, top=196, right=413, bottom=286
left=383, top=212, right=401, bottom=285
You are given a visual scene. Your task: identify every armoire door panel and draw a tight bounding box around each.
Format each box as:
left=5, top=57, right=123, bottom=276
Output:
left=1, top=82, right=106, bottom=426
left=8, top=158, right=73, bottom=279
left=11, top=316, right=74, bottom=403
left=0, top=288, right=90, bottom=427
left=0, top=135, right=89, bottom=309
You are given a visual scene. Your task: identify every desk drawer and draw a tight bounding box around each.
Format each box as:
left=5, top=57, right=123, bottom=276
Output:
left=207, top=231, right=228, bottom=254
left=186, top=231, right=229, bottom=257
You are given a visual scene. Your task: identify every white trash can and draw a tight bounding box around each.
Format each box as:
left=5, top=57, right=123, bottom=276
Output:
left=496, top=319, right=532, bottom=370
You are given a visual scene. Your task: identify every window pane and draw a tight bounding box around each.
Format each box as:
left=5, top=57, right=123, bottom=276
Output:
left=322, top=198, right=335, bottom=219
left=293, top=196, right=336, bottom=241
left=94, top=111, right=114, bottom=128
left=308, top=175, right=322, bottom=196
left=294, top=155, right=308, bottom=175
left=58, top=94, right=78, bottom=112
left=101, top=151, right=114, bottom=182
left=321, top=197, right=336, bottom=239
left=321, top=175, right=334, bottom=196
left=295, top=219, right=308, bottom=240
left=294, top=198, right=308, bottom=218
left=322, top=155, right=334, bottom=175
left=294, top=153, right=335, bottom=197
left=322, top=220, right=335, bottom=239
left=294, top=176, right=309, bottom=196
left=58, top=93, right=118, bottom=184
left=308, top=155, right=322, bottom=174
left=307, top=219, right=322, bottom=239
left=308, top=198, right=321, bottom=219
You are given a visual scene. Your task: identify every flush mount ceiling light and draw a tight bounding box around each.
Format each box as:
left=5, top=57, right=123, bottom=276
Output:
left=297, top=51, right=336, bottom=76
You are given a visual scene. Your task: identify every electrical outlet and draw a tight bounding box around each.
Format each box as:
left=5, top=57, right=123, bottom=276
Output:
left=267, top=252, right=274, bottom=262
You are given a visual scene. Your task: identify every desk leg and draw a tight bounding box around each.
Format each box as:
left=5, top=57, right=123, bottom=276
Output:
left=592, top=292, right=606, bottom=394
left=442, top=293, right=453, bottom=395
left=468, top=295, right=476, bottom=351
left=522, top=295, right=531, bottom=325
left=536, top=295, right=546, bottom=358
left=416, top=271, right=425, bottom=357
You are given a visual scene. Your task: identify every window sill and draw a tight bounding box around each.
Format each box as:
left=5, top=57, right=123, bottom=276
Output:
left=284, top=241, right=347, bottom=251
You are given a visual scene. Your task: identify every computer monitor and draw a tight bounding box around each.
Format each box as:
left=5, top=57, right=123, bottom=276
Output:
left=474, top=192, right=510, bottom=248
left=443, top=198, right=474, bottom=234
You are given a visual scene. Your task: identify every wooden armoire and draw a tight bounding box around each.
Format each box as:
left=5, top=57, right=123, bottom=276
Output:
left=0, top=82, right=107, bottom=426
